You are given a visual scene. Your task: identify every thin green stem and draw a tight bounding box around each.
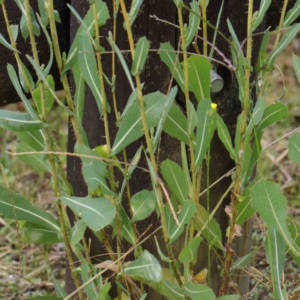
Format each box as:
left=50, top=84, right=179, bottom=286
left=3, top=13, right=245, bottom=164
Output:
left=119, top=0, right=182, bottom=286
left=201, top=0, right=208, bottom=56
left=274, top=0, right=289, bottom=48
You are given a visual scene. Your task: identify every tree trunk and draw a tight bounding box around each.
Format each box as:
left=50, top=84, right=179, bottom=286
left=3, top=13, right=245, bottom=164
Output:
left=66, top=0, right=265, bottom=298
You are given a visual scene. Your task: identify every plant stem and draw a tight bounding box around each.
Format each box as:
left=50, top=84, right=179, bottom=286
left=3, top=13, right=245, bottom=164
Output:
left=201, top=0, right=208, bottom=56
left=220, top=0, right=254, bottom=295
left=119, top=0, right=182, bottom=286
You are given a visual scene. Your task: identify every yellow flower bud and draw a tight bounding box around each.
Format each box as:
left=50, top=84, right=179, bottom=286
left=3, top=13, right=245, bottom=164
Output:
left=211, top=103, right=217, bottom=110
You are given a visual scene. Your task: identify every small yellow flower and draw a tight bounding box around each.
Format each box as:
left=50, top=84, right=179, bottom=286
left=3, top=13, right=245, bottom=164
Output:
left=211, top=103, right=217, bottom=110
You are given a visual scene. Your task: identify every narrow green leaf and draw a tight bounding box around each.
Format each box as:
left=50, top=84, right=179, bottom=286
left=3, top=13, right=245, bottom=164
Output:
left=112, top=91, right=165, bottom=155
left=128, top=0, right=143, bottom=27
left=251, top=0, right=271, bottom=32
left=33, top=75, right=55, bottom=115
left=178, top=236, right=202, bottom=264
left=0, top=110, right=46, bottom=132
left=0, top=33, right=18, bottom=52
left=265, top=226, right=286, bottom=300
left=16, top=142, right=51, bottom=172
left=154, top=236, right=173, bottom=263
left=64, top=1, right=109, bottom=73
left=256, top=30, right=270, bottom=77
left=251, top=179, right=300, bottom=256
left=60, top=196, right=116, bottom=232
left=120, top=207, right=135, bottom=245
left=131, top=36, right=149, bottom=75
left=187, top=101, right=197, bottom=135
left=108, top=32, right=135, bottom=91
left=38, top=0, right=49, bottom=26
left=27, top=297, right=63, bottom=300
left=216, top=296, right=240, bottom=300
left=159, top=43, right=184, bottom=92
left=187, top=56, right=212, bottom=101
left=121, top=250, right=162, bottom=282
left=7, top=64, right=36, bottom=118
left=267, top=23, right=300, bottom=68
left=293, top=54, right=300, bottom=84
left=147, top=278, right=184, bottom=300
left=131, top=190, right=156, bottom=222
left=163, top=103, right=190, bottom=145
left=10, top=24, right=18, bottom=42
left=78, top=31, right=103, bottom=115
left=169, top=201, right=197, bottom=243
left=153, top=86, right=178, bottom=152
left=23, top=222, right=61, bottom=244
left=97, top=282, right=111, bottom=300
left=165, top=196, right=178, bottom=238
left=16, top=131, right=45, bottom=151
left=161, top=159, right=188, bottom=204
left=216, top=114, right=237, bottom=161
left=70, top=219, right=87, bottom=245
left=186, top=1, right=201, bottom=47
left=53, top=275, right=68, bottom=298
left=288, top=133, right=300, bottom=165
left=232, top=248, right=258, bottom=270
left=256, top=103, right=288, bottom=132
left=195, top=99, right=212, bottom=170
left=236, top=188, right=255, bottom=225
left=283, top=0, right=300, bottom=27
left=18, top=63, right=34, bottom=93
left=184, top=283, right=216, bottom=300
left=81, top=262, right=98, bottom=300
left=193, top=205, right=223, bottom=250
left=0, top=186, right=60, bottom=233
left=287, top=217, right=300, bottom=268
left=72, top=62, right=85, bottom=121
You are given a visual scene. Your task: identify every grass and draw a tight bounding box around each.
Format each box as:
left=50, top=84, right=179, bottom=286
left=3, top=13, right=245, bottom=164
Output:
left=0, top=35, right=300, bottom=299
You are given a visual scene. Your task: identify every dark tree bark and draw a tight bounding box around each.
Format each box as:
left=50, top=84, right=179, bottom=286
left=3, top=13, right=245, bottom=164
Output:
left=66, top=0, right=264, bottom=297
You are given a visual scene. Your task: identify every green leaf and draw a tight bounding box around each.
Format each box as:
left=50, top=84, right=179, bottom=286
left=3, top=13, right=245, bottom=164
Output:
left=33, top=75, right=55, bottom=115
left=187, top=56, right=212, bottom=101
left=251, top=179, right=300, bottom=256
left=0, top=110, right=46, bottom=132
left=193, top=205, right=223, bottom=250
left=78, top=31, right=103, bottom=115
left=169, top=200, right=196, bottom=243
left=163, top=103, right=189, bottom=145
left=16, top=130, right=45, bottom=151
left=127, top=0, right=143, bottom=27
left=283, top=0, right=300, bottom=27
left=264, top=226, right=286, bottom=300
left=72, top=62, right=85, bottom=121
left=287, top=217, right=300, bottom=268
left=187, top=101, right=197, bottom=135
left=236, top=188, right=255, bottom=224
left=154, top=236, right=173, bottom=263
left=216, top=114, right=237, bottom=161
left=293, top=54, right=300, bottom=84
left=178, top=236, right=202, bottom=264
left=7, top=64, right=36, bottom=118
left=246, top=96, right=265, bottom=135
left=131, top=190, right=156, bottom=222
left=256, top=103, right=288, bottom=132
left=267, top=23, right=300, bottom=68
left=108, top=32, right=135, bottom=91
left=153, top=86, right=178, bottom=152
left=16, top=142, right=51, bottom=172
left=165, top=196, right=178, bottom=238
left=121, top=250, right=162, bottom=282
left=53, top=275, right=68, bottom=298
left=0, top=33, right=18, bottom=52
left=161, top=159, right=188, bottom=204
left=10, top=24, right=19, bottom=42
left=251, top=0, right=271, bottom=32
left=60, top=196, right=116, bottom=232
left=38, top=0, right=49, bottom=26
left=131, top=36, right=149, bottom=75
left=112, top=91, right=165, bottom=155
left=186, top=1, right=201, bottom=47
left=97, top=282, right=111, bottom=300
left=195, top=99, right=212, bottom=170
left=22, top=222, right=61, bottom=244
left=159, top=43, right=184, bottom=92
left=0, top=186, right=60, bottom=233
left=27, top=297, right=63, bottom=300
left=288, top=132, right=300, bottom=165
left=70, top=219, right=87, bottom=245
left=81, top=262, right=98, bottom=299
left=147, top=278, right=184, bottom=300
left=18, top=63, right=35, bottom=93
left=183, top=283, right=216, bottom=300
left=231, top=248, right=258, bottom=270
left=120, top=207, right=135, bottom=245
left=64, top=1, right=109, bottom=73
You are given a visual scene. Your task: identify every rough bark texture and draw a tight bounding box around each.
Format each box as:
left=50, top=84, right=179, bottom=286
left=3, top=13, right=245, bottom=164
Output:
left=0, top=0, right=69, bottom=106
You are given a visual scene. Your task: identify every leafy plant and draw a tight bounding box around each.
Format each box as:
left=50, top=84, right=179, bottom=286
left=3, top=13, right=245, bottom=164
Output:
left=0, top=0, right=300, bottom=299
